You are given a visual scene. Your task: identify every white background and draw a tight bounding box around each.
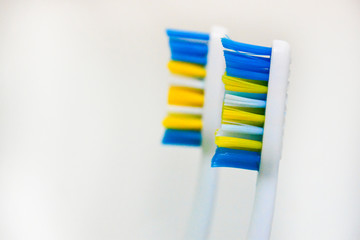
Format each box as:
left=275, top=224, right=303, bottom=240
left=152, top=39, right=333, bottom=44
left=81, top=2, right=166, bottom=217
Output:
left=0, top=0, right=360, bottom=239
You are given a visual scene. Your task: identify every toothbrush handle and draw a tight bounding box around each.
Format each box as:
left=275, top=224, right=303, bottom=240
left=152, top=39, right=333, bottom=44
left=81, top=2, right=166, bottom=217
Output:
left=248, top=40, right=290, bottom=240
left=185, top=154, right=218, bottom=240
left=247, top=162, right=280, bottom=240
left=185, top=26, right=227, bottom=240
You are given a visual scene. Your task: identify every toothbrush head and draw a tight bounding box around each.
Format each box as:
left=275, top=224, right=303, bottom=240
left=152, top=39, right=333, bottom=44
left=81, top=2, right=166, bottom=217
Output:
left=212, top=37, right=290, bottom=171
left=162, top=29, right=210, bottom=147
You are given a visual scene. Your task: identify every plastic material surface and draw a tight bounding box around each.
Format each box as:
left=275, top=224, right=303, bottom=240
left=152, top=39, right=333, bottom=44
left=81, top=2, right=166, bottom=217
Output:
left=247, top=40, right=290, bottom=240
left=185, top=26, right=227, bottom=240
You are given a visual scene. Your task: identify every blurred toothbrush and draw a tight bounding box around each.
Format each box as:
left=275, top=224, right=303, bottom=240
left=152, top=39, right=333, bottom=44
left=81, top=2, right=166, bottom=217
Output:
left=162, top=27, right=227, bottom=239
left=162, top=29, right=208, bottom=146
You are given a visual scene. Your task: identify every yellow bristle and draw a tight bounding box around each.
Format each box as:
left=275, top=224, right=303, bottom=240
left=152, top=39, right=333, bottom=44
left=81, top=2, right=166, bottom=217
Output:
left=222, top=106, right=265, bottom=126
left=168, top=60, right=206, bottom=79
left=215, top=136, right=262, bottom=152
left=162, top=114, right=202, bottom=130
left=222, top=74, right=268, bottom=93
left=168, top=86, right=204, bottom=107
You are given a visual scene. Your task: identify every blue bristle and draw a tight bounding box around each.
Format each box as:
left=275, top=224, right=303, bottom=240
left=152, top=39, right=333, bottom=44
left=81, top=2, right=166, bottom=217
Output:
left=162, top=129, right=202, bottom=146
left=166, top=29, right=210, bottom=41
left=226, top=60, right=269, bottom=73
left=222, top=38, right=272, bottom=56
left=225, top=90, right=267, bottom=100
left=171, top=53, right=207, bottom=65
left=226, top=67, right=269, bottom=81
left=212, top=147, right=260, bottom=171
left=169, top=38, right=208, bottom=56
left=224, top=50, right=270, bottom=73
left=225, top=50, right=270, bottom=63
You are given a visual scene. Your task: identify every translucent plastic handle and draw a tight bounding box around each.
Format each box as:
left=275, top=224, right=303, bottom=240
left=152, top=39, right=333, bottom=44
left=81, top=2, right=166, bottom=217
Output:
left=185, top=26, right=227, bottom=240
left=247, top=40, right=290, bottom=240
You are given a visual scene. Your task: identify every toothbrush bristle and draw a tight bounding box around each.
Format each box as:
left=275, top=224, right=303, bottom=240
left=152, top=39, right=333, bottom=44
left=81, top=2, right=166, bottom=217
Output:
left=162, top=29, right=210, bottom=147
left=221, top=38, right=271, bottom=55
left=212, top=37, right=272, bottom=170
left=166, top=29, right=210, bottom=41
left=162, top=129, right=202, bottom=146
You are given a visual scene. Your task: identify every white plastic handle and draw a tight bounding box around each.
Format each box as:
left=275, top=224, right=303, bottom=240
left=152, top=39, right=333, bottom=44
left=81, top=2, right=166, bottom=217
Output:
left=185, top=26, right=227, bottom=240
left=247, top=40, right=291, bottom=240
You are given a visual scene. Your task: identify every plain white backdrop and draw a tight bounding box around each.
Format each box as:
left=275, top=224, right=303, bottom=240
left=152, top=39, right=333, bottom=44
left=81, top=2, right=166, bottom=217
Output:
left=0, top=0, right=360, bottom=239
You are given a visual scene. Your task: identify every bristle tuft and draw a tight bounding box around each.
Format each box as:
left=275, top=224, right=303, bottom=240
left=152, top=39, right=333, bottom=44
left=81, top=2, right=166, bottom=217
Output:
left=163, top=129, right=201, bottom=146
left=162, top=29, right=210, bottom=147
left=212, top=147, right=260, bottom=170
left=212, top=37, right=272, bottom=170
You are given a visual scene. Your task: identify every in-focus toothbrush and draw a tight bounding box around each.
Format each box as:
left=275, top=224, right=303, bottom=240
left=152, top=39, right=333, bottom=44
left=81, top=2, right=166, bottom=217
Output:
left=212, top=37, right=290, bottom=239
left=162, top=27, right=227, bottom=240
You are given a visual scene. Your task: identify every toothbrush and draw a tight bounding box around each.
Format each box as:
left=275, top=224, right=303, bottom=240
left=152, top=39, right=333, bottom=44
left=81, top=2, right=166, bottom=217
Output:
left=162, top=27, right=227, bottom=239
left=212, top=37, right=290, bottom=239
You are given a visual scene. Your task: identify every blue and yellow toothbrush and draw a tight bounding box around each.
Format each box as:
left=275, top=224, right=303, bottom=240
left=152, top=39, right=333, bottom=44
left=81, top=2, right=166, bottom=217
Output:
left=162, top=27, right=227, bottom=240
left=212, top=37, right=291, bottom=239
left=162, top=29, right=209, bottom=146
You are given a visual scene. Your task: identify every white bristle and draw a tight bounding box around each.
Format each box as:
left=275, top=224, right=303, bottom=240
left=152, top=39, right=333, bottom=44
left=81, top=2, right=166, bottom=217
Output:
left=169, top=77, right=204, bottom=89
left=224, top=93, right=266, bottom=108
left=167, top=105, right=203, bottom=115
